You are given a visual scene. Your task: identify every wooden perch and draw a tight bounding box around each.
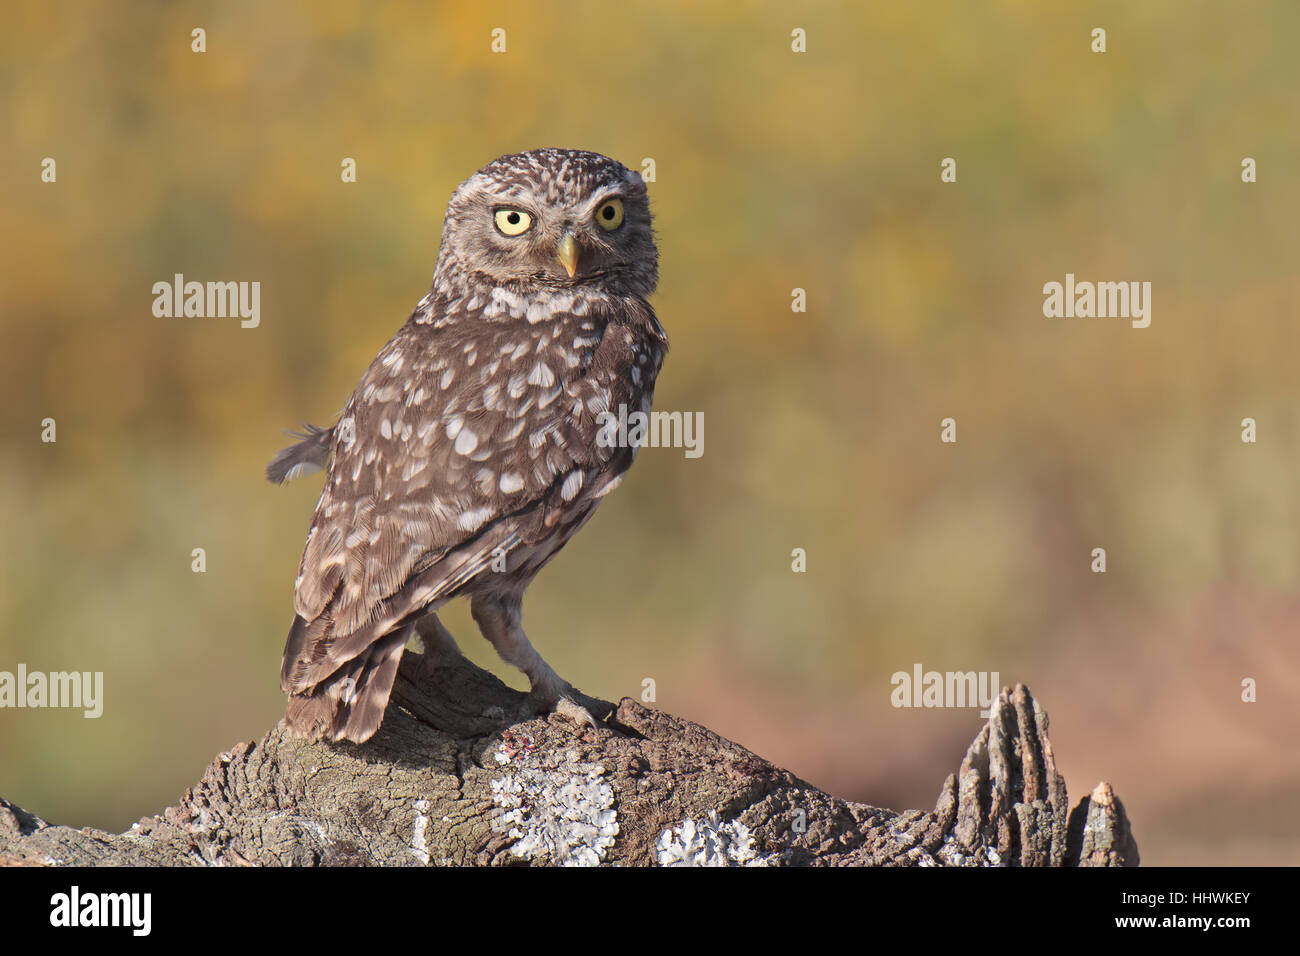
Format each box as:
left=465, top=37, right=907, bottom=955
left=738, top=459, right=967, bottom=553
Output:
left=0, top=648, right=1138, bottom=866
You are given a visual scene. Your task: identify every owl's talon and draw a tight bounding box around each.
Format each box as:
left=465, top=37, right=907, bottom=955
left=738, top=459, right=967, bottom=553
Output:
left=519, top=685, right=613, bottom=731
left=553, top=696, right=599, bottom=729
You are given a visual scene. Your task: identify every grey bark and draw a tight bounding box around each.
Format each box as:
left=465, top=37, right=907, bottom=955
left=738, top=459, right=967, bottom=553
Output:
left=0, top=649, right=1137, bottom=866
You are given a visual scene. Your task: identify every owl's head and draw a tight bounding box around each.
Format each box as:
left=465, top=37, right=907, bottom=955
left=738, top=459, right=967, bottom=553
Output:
left=434, top=148, right=657, bottom=299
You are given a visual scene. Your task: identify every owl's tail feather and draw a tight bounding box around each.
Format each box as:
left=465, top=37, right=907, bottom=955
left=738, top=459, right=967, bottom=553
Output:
left=283, top=627, right=410, bottom=743
left=266, top=423, right=335, bottom=484
left=281, top=613, right=332, bottom=693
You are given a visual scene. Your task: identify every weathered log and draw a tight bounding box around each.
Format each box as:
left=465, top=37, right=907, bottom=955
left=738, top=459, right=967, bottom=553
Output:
left=0, top=647, right=1137, bottom=866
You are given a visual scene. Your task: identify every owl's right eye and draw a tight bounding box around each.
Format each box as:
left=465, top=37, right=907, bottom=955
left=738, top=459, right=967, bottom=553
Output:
left=493, top=208, right=534, bottom=236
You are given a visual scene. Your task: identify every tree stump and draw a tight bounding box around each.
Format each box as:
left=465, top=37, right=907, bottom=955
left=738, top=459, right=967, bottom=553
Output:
left=0, top=648, right=1137, bottom=866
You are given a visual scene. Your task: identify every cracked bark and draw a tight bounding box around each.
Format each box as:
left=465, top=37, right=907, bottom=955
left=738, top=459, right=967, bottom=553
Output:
left=0, top=649, right=1138, bottom=866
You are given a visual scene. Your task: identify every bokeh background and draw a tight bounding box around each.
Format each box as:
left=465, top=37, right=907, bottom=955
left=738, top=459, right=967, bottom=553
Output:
left=2, top=1, right=1297, bottom=865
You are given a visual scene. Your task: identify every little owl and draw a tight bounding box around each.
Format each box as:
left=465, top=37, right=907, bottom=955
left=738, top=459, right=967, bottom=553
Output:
left=266, top=148, right=665, bottom=743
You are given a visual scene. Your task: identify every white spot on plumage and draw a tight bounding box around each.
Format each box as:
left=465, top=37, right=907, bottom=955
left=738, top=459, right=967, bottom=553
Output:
left=528, top=362, right=555, bottom=387
left=489, top=287, right=527, bottom=319
left=445, top=416, right=464, bottom=440
left=499, top=472, right=524, bottom=493
left=561, top=471, right=584, bottom=501
left=529, top=421, right=560, bottom=448
left=455, top=427, right=479, bottom=455
left=457, top=507, right=492, bottom=532
left=440, top=368, right=455, bottom=390
left=380, top=418, right=393, bottom=439
left=493, top=287, right=525, bottom=309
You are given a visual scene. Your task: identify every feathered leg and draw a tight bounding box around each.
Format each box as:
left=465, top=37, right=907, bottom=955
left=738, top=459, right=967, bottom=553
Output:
left=469, top=592, right=611, bottom=727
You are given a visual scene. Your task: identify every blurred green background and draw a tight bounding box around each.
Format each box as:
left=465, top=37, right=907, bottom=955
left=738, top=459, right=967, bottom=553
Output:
left=2, top=1, right=1297, bottom=865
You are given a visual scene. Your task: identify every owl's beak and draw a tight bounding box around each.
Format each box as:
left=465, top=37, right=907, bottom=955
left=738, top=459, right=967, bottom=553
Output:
left=555, top=233, right=580, bottom=279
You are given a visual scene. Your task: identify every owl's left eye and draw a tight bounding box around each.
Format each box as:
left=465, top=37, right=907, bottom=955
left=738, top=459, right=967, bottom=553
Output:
left=493, top=208, right=534, bottom=236
left=594, top=198, right=625, bottom=231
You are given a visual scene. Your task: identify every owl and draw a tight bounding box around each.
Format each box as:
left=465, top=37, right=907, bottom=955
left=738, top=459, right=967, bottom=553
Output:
left=266, top=148, right=665, bottom=743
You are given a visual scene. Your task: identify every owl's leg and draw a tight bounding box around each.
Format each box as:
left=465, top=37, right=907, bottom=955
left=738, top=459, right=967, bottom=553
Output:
left=412, top=613, right=465, bottom=677
left=469, top=593, right=610, bottom=729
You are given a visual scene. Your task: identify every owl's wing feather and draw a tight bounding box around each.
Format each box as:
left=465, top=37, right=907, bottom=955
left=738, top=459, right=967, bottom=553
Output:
left=283, top=627, right=409, bottom=741
left=266, top=423, right=335, bottom=483
left=281, top=295, right=663, bottom=698
left=281, top=521, right=523, bottom=692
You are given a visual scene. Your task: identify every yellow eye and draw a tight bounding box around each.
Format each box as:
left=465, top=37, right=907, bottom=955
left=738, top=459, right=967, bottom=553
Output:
left=494, top=208, right=533, bottom=236
left=594, top=198, right=625, bottom=231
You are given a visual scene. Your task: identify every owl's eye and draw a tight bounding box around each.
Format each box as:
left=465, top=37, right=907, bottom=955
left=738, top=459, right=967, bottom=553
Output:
left=493, top=208, right=533, bottom=236
left=594, top=198, right=625, bottom=231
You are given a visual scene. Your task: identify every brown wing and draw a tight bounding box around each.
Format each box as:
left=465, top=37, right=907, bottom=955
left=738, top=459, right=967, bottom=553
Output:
left=280, top=292, right=665, bottom=696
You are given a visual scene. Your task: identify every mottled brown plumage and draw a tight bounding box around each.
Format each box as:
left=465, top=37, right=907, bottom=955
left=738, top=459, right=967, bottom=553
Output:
left=269, top=149, right=665, bottom=742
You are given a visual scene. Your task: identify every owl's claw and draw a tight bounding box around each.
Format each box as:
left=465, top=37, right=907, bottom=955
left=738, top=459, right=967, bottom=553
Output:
left=520, top=684, right=614, bottom=730
left=553, top=695, right=600, bottom=729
